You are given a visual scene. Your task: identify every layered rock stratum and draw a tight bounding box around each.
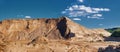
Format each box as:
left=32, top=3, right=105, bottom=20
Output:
left=0, top=17, right=119, bottom=52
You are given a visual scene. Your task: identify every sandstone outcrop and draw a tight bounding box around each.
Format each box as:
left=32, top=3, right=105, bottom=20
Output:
left=0, top=17, right=113, bottom=52
left=0, top=17, right=70, bottom=42
left=0, top=17, right=111, bottom=42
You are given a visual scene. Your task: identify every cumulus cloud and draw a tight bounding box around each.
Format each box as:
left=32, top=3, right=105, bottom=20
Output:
left=25, top=16, right=31, bottom=18
left=78, top=0, right=84, bottom=3
left=62, top=5, right=110, bottom=19
left=73, top=18, right=81, bottom=21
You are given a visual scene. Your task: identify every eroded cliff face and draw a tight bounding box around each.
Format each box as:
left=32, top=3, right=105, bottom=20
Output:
left=0, top=17, right=71, bottom=42
left=0, top=17, right=112, bottom=52
left=0, top=17, right=111, bottom=42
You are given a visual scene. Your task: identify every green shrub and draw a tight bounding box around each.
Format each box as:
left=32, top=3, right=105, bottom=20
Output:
left=111, top=30, right=120, bottom=37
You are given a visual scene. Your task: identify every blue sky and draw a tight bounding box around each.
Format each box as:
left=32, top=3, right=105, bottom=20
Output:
left=0, top=0, right=120, bottom=28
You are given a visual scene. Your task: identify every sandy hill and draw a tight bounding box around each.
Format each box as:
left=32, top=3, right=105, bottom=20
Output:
left=0, top=17, right=118, bottom=52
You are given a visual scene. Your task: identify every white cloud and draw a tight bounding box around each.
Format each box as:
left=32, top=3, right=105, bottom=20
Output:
left=93, top=8, right=110, bottom=12
left=78, top=0, right=84, bottom=3
left=73, top=18, right=81, bottom=21
left=62, top=5, right=110, bottom=19
left=25, top=16, right=31, bottom=18
left=87, top=14, right=103, bottom=19
left=87, top=16, right=104, bottom=19
left=68, top=7, right=73, bottom=11
left=93, top=14, right=102, bottom=17
left=62, top=0, right=110, bottom=20
left=87, top=16, right=98, bottom=19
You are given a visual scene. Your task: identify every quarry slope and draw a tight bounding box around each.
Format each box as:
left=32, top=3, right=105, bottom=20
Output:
left=0, top=17, right=118, bottom=52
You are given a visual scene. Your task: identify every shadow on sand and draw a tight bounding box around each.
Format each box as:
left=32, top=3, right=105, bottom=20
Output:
left=98, top=45, right=120, bottom=52
left=104, top=37, right=120, bottom=42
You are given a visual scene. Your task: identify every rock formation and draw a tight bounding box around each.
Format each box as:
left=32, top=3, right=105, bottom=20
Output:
left=0, top=16, right=113, bottom=52
left=0, top=17, right=70, bottom=42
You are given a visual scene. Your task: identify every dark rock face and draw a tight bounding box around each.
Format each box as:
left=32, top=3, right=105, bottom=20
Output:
left=57, top=17, right=70, bottom=39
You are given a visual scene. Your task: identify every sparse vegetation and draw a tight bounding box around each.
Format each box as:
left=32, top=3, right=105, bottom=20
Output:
left=106, top=27, right=120, bottom=37
left=111, top=30, right=120, bottom=37
left=106, top=27, right=120, bottom=33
